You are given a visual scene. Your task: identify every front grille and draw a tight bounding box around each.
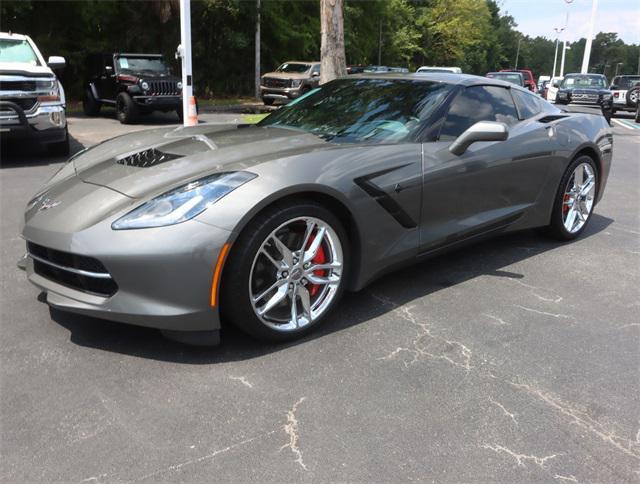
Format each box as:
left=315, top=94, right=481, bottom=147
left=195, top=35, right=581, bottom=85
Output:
left=149, top=80, right=180, bottom=95
left=27, top=242, right=118, bottom=297
left=116, top=147, right=181, bottom=168
left=572, top=94, right=598, bottom=103
left=263, top=77, right=291, bottom=88
left=0, top=98, right=37, bottom=113
left=0, top=80, right=37, bottom=91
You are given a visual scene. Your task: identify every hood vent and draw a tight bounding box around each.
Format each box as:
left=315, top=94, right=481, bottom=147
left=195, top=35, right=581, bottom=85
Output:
left=116, top=148, right=182, bottom=168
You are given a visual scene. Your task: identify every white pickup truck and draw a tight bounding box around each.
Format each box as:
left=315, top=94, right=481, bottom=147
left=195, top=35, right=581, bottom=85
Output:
left=1, top=32, right=69, bottom=154
left=609, top=75, right=640, bottom=117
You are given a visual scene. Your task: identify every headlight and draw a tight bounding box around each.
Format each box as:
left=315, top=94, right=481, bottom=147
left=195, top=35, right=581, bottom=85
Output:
left=291, top=79, right=302, bottom=88
left=177, top=81, right=183, bottom=89
left=601, top=93, right=612, bottom=100
left=112, top=171, right=256, bottom=230
left=141, top=81, right=150, bottom=91
left=37, top=79, right=60, bottom=103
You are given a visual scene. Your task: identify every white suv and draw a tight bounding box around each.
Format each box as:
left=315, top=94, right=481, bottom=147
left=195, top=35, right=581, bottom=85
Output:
left=0, top=32, right=68, bottom=154
left=609, top=75, right=640, bottom=116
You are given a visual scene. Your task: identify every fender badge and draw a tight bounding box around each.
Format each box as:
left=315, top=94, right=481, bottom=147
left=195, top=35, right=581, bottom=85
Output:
left=38, top=198, right=61, bottom=211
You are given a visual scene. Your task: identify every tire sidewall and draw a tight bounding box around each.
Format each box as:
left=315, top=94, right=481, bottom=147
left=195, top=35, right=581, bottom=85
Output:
left=221, top=202, right=349, bottom=342
left=116, top=92, right=137, bottom=124
left=550, top=155, right=598, bottom=240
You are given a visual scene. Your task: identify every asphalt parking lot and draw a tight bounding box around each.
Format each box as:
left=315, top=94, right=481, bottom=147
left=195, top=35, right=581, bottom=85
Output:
left=1, top=112, right=639, bottom=482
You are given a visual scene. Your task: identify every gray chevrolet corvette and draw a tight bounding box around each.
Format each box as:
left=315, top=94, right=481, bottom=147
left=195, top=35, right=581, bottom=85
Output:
left=20, top=73, right=613, bottom=345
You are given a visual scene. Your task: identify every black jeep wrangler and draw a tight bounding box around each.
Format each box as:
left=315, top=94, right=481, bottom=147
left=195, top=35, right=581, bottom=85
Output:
left=83, top=53, right=183, bottom=124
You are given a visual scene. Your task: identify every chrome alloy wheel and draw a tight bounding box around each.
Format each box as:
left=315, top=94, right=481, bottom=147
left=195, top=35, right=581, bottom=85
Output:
left=249, top=217, right=343, bottom=332
left=562, top=162, right=596, bottom=234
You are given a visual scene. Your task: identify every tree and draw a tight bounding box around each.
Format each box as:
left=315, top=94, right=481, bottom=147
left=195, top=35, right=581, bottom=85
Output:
left=320, top=0, right=347, bottom=84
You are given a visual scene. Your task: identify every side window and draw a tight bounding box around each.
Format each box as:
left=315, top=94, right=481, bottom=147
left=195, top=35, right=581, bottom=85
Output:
left=440, top=86, right=518, bottom=140
left=512, top=89, right=542, bottom=119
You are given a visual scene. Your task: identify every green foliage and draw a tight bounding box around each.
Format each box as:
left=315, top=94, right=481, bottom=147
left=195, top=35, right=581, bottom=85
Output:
left=1, top=0, right=638, bottom=100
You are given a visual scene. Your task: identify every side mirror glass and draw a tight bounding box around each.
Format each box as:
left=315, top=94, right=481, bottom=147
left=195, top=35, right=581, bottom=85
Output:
left=311, top=71, right=320, bottom=77
left=449, top=121, right=509, bottom=156
left=552, top=82, right=560, bottom=88
left=47, top=56, right=66, bottom=70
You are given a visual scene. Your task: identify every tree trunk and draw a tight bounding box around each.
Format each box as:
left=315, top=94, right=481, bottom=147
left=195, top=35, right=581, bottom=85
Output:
left=320, top=0, right=347, bottom=84
left=254, top=0, right=261, bottom=99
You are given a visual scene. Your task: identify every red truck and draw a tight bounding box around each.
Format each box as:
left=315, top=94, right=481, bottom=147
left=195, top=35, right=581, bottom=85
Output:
left=500, top=69, right=537, bottom=93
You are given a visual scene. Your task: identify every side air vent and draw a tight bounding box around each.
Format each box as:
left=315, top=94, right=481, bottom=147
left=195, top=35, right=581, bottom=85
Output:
left=539, top=114, right=569, bottom=123
left=116, top=148, right=182, bottom=168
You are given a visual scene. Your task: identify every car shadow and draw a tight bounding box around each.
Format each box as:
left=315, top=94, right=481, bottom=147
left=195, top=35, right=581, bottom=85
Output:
left=0, top=133, right=85, bottom=168
left=48, top=213, right=614, bottom=364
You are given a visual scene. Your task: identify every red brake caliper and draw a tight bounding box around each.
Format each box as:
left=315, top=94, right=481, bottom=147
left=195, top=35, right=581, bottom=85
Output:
left=306, top=235, right=326, bottom=297
left=563, top=194, right=571, bottom=215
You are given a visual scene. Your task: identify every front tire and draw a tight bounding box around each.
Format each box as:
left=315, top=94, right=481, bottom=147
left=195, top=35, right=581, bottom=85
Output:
left=545, top=155, right=598, bottom=240
left=221, top=201, right=349, bottom=342
left=116, top=92, right=138, bottom=124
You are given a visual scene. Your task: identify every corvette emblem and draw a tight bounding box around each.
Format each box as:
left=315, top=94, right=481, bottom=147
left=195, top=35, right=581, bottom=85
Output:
left=38, top=198, right=61, bottom=212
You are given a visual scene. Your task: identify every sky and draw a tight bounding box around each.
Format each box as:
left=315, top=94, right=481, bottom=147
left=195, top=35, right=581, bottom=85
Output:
left=499, top=0, right=640, bottom=45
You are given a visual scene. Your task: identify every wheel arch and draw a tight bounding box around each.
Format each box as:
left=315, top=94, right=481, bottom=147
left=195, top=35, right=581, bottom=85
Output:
left=227, top=186, right=363, bottom=291
left=569, top=143, right=603, bottom=199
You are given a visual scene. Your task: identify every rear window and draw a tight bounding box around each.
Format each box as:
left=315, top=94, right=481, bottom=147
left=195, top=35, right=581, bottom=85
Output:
left=0, top=39, right=40, bottom=65
left=612, top=76, right=640, bottom=90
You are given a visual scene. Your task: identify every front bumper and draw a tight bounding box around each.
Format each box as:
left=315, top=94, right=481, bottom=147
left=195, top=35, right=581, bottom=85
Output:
left=132, top=95, right=181, bottom=110
left=260, top=85, right=303, bottom=101
left=21, top=217, right=232, bottom=333
left=0, top=101, right=67, bottom=143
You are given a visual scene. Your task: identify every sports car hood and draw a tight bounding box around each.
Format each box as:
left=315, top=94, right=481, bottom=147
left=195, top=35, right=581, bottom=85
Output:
left=72, top=124, right=329, bottom=199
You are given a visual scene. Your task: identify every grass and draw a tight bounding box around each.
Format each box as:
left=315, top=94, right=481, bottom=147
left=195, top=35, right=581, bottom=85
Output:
left=241, top=113, right=269, bottom=124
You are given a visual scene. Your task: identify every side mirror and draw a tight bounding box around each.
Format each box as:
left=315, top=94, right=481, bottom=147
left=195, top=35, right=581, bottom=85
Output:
left=105, top=65, right=113, bottom=73
left=449, top=121, right=509, bottom=156
left=552, top=82, right=560, bottom=88
left=311, top=71, right=320, bottom=77
left=47, top=56, right=66, bottom=70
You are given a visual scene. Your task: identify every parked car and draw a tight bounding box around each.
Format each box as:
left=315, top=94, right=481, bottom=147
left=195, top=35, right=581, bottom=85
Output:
left=19, top=73, right=612, bottom=345
left=260, top=61, right=320, bottom=105
left=537, top=75, right=551, bottom=91
left=417, top=66, right=462, bottom=74
left=500, top=69, right=537, bottom=92
left=547, top=76, right=564, bottom=103
left=83, top=53, right=183, bottom=124
left=485, top=71, right=525, bottom=87
left=540, top=80, right=550, bottom=99
left=0, top=31, right=68, bottom=154
left=347, top=65, right=366, bottom=74
left=555, top=73, right=613, bottom=122
left=609, top=75, right=640, bottom=116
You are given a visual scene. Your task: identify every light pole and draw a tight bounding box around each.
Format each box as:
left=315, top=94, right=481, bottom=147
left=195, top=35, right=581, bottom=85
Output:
left=560, top=43, right=570, bottom=77
left=178, top=0, right=197, bottom=126
left=552, top=26, right=565, bottom=78
left=614, top=62, right=623, bottom=77
left=514, top=37, right=522, bottom=69
left=581, top=0, right=598, bottom=73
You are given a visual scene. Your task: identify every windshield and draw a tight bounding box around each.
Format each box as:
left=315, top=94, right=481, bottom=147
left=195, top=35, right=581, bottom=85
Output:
left=488, top=73, right=523, bottom=85
left=259, top=78, right=453, bottom=144
left=116, top=56, right=171, bottom=75
left=0, top=39, right=40, bottom=65
left=276, top=63, right=311, bottom=73
left=562, top=75, right=606, bottom=89
left=613, top=76, right=640, bottom=89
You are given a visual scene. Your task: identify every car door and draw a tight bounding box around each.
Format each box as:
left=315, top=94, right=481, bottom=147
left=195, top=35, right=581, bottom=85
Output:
left=419, top=85, right=557, bottom=252
left=97, top=54, right=116, bottom=102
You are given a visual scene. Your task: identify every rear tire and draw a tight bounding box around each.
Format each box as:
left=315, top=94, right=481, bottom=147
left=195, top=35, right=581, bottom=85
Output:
left=635, top=104, right=640, bottom=123
left=82, top=87, right=101, bottom=116
left=116, top=92, right=138, bottom=124
left=626, top=86, right=640, bottom=108
left=221, top=200, right=349, bottom=342
left=545, top=155, right=598, bottom=241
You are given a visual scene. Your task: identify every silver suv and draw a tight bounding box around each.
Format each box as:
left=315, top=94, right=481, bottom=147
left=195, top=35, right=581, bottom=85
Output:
left=0, top=32, right=68, bottom=155
left=260, top=61, right=320, bottom=105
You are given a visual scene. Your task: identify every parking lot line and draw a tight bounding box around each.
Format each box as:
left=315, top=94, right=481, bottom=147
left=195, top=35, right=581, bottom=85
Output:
left=612, top=119, right=640, bottom=130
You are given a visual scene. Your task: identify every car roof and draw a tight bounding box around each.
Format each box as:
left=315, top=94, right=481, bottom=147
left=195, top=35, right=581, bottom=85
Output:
left=114, top=53, right=164, bottom=58
left=0, top=32, right=29, bottom=41
left=564, top=73, right=605, bottom=77
left=280, top=61, right=320, bottom=65
left=348, top=72, right=526, bottom=90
